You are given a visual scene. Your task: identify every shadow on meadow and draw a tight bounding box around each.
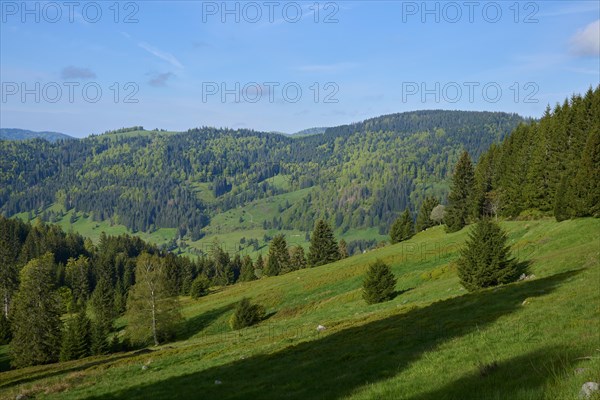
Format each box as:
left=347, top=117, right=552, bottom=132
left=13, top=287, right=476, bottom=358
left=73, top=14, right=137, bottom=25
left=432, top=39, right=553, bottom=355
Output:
left=91, top=269, right=582, bottom=400
left=408, top=346, right=579, bottom=400
left=178, top=303, right=236, bottom=341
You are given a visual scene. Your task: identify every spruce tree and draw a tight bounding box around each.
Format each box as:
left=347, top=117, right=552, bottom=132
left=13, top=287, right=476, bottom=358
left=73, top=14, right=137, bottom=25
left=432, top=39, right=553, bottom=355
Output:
left=254, top=254, right=265, bottom=278
left=230, top=298, right=265, bottom=330
left=126, top=253, right=182, bottom=346
left=90, top=275, right=116, bottom=353
left=10, top=253, right=62, bottom=368
left=190, top=275, right=210, bottom=298
left=60, top=309, right=92, bottom=361
left=457, top=219, right=518, bottom=291
left=362, top=260, right=397, bottom=304
left=265, top=234, right=290, bottom=276
left=308, top=219, right=340, bottom=267
left=415, top=197, right=439, bottom=232
left=446, top=151, right=475, bottom=232
left=289, top=246, right=308, bottom=270
left=239, top=255, right=256, bottom=282
left=390, top=209, right=414, bottom=244
left=570, top=130, right=600, bottom=217
left=65, top=256, right=91, bottom=311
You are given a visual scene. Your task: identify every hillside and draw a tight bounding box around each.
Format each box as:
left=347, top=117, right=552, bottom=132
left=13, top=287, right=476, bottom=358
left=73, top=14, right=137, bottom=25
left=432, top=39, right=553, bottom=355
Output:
left=0, top=129, right=75, bottom=143
left=0, top=111, right=525, bottom=255
left=1, top=217, right=598, bottom=399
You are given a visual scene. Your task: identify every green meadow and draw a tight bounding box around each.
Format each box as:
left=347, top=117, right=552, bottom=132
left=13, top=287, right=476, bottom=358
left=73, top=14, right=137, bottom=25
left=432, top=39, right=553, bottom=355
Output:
left=1, top=217, right=598, bottom=399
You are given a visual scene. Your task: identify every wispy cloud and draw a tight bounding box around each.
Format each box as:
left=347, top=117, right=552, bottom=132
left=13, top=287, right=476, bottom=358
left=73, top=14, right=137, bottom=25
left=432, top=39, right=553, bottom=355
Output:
left=148, top=72, right=174, bottom=87
left=61, top=66, right=96, bottom=80
left=139, top=42, right=184, bottom=68
left=296, top=62, right=357, bottom=73
left=569, top=19, right=600, bottom=57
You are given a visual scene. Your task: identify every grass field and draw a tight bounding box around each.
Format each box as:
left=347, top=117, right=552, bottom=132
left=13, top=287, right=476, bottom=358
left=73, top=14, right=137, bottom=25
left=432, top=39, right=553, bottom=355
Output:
left=0, top=218, right=598, bottom=399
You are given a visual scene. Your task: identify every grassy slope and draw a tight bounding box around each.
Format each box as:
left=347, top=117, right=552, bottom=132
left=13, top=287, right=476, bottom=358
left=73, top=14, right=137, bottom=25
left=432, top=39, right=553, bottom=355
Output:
left=1, top=218, right=598, bottom=400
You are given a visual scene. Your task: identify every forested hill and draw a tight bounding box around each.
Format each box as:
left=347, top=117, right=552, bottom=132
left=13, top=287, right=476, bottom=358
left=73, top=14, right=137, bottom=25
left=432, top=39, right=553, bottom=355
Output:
left=0, top=110, right=525, bottom=239
left=0, top=128, right=75, bottom=142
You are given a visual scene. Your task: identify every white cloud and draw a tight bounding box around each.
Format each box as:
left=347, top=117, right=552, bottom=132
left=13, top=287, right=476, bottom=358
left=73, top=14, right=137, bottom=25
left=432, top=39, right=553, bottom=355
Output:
left=138, top=42, right=184, bottom=68
left=570, top=20, right=600, bottom=57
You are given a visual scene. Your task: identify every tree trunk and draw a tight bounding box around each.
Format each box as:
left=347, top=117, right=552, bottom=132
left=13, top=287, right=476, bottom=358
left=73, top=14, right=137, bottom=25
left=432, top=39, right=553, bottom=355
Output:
left=150, top=287, right=158, bottom=346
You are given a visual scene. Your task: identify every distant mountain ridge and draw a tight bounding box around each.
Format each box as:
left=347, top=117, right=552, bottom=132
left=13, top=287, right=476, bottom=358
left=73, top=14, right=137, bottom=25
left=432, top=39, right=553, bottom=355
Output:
left=0, top=128, right=75, bottom=142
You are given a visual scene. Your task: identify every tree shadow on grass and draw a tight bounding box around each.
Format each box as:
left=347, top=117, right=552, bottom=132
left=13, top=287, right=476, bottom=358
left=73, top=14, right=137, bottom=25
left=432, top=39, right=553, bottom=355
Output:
left=0, top=350, right=157, bottom=389
left=178, top=303, right=236, bottom=341
left=89, top=269, right=582, bottom=400
left=408, top=346, right=579, bottom=400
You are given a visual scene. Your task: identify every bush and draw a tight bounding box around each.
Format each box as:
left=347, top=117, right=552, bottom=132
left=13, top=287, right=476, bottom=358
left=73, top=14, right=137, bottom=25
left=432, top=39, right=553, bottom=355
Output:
left=457, top=218, right=518, bottom=291
left=362, top=260, right=397, bottom=304
left=190, top=275, right=210, bottom=299
left=230, top=298, right=265, bottom=330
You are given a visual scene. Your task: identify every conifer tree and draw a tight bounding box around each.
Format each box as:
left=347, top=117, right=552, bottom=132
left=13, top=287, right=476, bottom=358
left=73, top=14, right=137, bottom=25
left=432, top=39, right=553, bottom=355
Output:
left=126, top=253, right=182, bottom=346
left=446, top=151, right=475, bottom=232
left=308, top=219, right=340, bottom=267
left=239, top=255, right=256, bottom=282
left=569, top=130, right=600, bottom=217
left=230, top=298, right=265, bottom=330
left=289, top=246, right=308, bottom=270
left=190, top=275, right=210, bottom=298
left=457, top=219, right=518, bottom=291
left=362, top=260, right=397, bottom=304
left=265, top=234, right=290, bottom=276
left=65, top=256, right=91, bottom=311
left=60, top=309, right=92, bottom=361
left=90, top=275, right=116, bottom=354
left=10, top=253, right=62, bottom=368
left=390, top=209, right=414, bottom=243
left=415, top=197, right=439, bottom=232
left=254, top=254, right=265, bottom=277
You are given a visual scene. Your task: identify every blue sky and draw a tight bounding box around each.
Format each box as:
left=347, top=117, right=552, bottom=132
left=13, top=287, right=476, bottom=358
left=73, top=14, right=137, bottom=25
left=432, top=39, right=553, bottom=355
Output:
left=1, top=0, right=599, bottom=137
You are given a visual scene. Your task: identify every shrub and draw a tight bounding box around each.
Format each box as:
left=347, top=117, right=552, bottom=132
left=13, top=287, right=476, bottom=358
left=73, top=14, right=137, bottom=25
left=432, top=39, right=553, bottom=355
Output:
left=457, top=218, right=518, bottom=291
left=362, top=260, right=397, bottom=304
left=230, top=298, right=265, bottom=330
left=190, top=275, right=210, bottom=299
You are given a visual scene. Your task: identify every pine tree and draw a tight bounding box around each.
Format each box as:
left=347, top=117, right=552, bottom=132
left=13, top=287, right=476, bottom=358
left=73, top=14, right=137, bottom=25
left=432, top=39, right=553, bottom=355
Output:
left=126, top=253, right=182, bottom=346
left=569, top=130, right=600, bottom=217
left=390, top=209, right=414, bottom=244
left=90, top=275, right=116, bottom=353
left=60, top=309, right=92, bottom=361
left=308, top=219, right=340, bottom=267
left=239, top=255, right=256, bottom=282
left=362, top=260, right=397, bottom=304
left=10, top=253, right=62, bottom=368
left=265, top=234, right=290, bottom=276
left=415, top=197, right=439, bottom=232
left=289, top=246, right=308, bottom=270
left=457, top=219, right=518, bottom=291
left=230, top=298, right=265, bottom=330
left=190, top=275, right=210, bottom=298
left=446, top=151, right=475, bottom=232
left=65, top=256, right=91, bottom=311
left=254, top=254, right=265, bottom=278
left=554, top=175, right=570, bottom=222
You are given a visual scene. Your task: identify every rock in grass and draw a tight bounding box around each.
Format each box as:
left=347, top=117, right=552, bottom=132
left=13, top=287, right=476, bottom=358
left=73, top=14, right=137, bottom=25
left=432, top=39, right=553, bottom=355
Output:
left=215, top=380, right=222, bottom=385
left=317, top=325, right=326, bottom=332
left=580, top=382, right=600, bottom=399
left=141, top=365, right=148, bottom=371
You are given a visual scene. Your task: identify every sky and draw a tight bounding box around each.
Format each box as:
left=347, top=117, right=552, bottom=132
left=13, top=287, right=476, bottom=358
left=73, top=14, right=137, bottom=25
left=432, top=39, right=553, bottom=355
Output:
left=1, top=0, right=599, bottom=137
